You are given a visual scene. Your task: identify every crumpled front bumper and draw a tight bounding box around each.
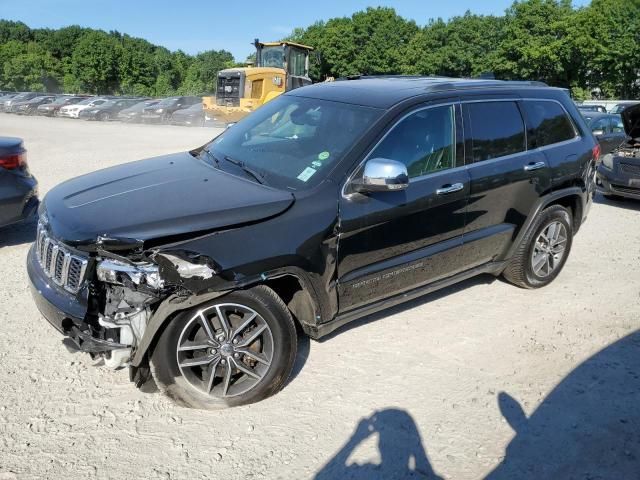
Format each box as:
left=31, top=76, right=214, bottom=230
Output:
left=27, top=245, right=127, bottom=353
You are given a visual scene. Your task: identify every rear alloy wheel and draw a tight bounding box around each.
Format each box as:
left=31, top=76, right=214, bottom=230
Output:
left=503, top=204, right=573, bottom=288
left=151, top=286, right=297, bottom=409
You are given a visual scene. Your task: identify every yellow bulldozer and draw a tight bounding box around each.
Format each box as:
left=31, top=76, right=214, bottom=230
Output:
left=203, top=39, right=314, bottom=123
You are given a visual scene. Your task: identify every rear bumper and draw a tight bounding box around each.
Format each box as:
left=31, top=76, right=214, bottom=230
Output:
left=0, top=174, right=39, bottom=228
left=596, top=165, right=640, bottom=200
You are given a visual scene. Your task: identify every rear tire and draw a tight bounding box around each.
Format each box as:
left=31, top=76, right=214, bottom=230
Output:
left=151, top=285, right=297, bottom=409
left=503, top=205, right=573, bottom=289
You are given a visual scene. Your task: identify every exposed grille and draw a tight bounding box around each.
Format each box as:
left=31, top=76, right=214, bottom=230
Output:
left=36, top=222, right=88, bottom=293
left=620, top=163, right=640, bottom=175
left=216, top=74, right=242, bottom=107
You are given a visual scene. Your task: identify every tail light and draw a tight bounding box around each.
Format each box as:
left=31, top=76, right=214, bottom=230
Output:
left=0, top=152, right=27, bottom=170
left=592, top=143, right=601, bottom=163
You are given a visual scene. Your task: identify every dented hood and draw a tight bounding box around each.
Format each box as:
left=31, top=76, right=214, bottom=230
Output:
left=44, top=152, right=294, bottom=245
left=621, top=103, right=640, bottom=140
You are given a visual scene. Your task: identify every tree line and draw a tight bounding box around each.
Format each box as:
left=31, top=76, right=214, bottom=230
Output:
left=1, top=0, right=638, bottom=99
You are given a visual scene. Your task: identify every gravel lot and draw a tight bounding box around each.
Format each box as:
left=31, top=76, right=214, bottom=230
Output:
left=1, top=114, right=639, bottom=479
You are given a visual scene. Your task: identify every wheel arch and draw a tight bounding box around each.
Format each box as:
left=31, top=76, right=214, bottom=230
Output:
left=505, top=187, right=585, bottom=261
left=131, top=269, right=323, bottom=368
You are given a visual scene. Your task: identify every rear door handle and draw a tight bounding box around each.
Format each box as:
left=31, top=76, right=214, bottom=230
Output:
left=524, top=161, right=546, bottom=172
left=436, top=183, right=464, bottom=195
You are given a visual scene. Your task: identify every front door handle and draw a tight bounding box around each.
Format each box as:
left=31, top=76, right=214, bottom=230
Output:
left=436, top=183, right=464, bottom=195
left=524, top=161, right=546, bottom=172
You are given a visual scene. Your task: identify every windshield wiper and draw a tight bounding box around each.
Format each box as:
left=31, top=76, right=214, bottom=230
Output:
left=200, top=147, right=221, bottom=168
left=222, top=155, right=265, bottom=185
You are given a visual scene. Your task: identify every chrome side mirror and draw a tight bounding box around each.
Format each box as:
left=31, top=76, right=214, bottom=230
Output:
left=353, top=158, right=409, bottom=193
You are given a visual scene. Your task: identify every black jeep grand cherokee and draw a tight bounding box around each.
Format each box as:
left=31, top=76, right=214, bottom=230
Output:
left=28, top=77, right=597, bottom=408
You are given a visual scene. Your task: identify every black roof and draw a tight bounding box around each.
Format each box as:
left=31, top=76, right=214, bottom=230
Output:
left=287, top=76, right=553, bottom=109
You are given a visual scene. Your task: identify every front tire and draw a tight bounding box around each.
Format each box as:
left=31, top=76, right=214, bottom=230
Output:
left=151, top=285, right=297, bottom=409
left=503, top=205, right=573, bottom=289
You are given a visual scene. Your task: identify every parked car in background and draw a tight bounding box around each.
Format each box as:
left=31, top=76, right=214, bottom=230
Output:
left=0, top=137, right=38, bottom=228
left=597, top=104, right=640, bottom=200
left=12, top=95, right=58, bottom=115
left=58, top=97, right=109, bottom=118
left=609, top=101, right=640, bottom=114
left=583, top=112, right=627, bottom=155
left=169, top=102, right=206, bottom=126
left=141, top=96, right=201, bottom=123
left=37, top=95, right=88, bottom=116
left=27, top=78, right=597, bottom=409
left=79, top=98, right=147, bottom=121
left=577, top=104, right=607, bottom=113
left=2, top=92, right=39, bottom=112
left=117, top=99, right=160, bottom=123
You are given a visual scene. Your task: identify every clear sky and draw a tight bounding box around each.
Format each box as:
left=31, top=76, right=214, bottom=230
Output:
left=1, top=0, right=591, bottom=60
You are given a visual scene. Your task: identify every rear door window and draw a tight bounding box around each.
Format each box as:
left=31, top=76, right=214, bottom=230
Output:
left=521, top=100, right=576, bottom=149
left=465, top=101, right=526, bottom=162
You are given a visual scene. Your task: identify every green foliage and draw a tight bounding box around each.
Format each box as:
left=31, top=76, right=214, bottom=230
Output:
left=0, top=19, right=234, bottom=96
left=291, top=0, right=640, bottom=99
left=1, top=0, right=639, bottom=98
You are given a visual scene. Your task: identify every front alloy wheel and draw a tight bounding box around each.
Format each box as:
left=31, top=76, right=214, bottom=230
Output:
left=151, top=286, right=297, bottom=409
left=176, top=303, right=274, bottom=398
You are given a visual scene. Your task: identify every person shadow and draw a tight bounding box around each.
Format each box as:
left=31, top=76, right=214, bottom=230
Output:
left=315, top=408, right=443, bottom=480
left=486, top=329, right=640, bottom=479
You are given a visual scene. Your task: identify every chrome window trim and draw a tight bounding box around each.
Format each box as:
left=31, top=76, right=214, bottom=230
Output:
left=341, top=96, right=583, bottom=199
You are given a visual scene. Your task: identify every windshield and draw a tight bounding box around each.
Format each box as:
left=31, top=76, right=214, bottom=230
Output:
left=157, top=97, right=180, bottom=106
left=126, top=100, right=157, bottom=111
left=76, top=97, right=98, bottom=105
left=203, top=95, right=382, bottom=190
left=260, top=46, right=284, bottom=69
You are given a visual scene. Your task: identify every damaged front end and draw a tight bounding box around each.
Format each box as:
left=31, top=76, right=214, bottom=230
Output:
left=31, top=222, right=224, bottom=377
left=86, top=245, right=223, bottom=371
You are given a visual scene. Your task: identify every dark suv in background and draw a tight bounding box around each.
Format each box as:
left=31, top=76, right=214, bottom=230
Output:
left=28, top=77, right=597, bottom=409
left=141, top=96, right=201, bottom=123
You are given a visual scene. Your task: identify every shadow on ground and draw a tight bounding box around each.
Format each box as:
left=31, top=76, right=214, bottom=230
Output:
left=317, top=330, right=640, bottom=479
left=0, top=217, right=37, bottom=248
left=315, top=408, right=443, bottom=480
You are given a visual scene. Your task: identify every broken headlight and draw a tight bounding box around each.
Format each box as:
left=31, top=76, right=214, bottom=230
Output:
left=96, top=259, right=164, bottom=289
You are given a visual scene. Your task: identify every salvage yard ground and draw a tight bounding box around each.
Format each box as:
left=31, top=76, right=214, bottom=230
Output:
left=0, top=114, right=639, bottom=479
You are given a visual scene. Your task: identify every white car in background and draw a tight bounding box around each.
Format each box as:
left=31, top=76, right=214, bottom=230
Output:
left=58, top=98, right=109, bottom=118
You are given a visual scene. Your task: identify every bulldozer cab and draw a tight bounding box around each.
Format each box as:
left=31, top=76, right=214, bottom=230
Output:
left=254, top=40, right=313, bottom=90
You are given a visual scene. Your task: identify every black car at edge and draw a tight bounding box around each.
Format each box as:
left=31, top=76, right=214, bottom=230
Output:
left=0, top=137, right=38, bottom=228
left=27, top=77, right=597, bottom=408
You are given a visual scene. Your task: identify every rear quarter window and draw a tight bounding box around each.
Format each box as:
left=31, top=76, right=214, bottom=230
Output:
left=522, top=100, right=576, bottom=149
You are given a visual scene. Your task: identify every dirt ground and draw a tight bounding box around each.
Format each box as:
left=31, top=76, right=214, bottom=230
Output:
left=0, top=114, right=639, bottom=480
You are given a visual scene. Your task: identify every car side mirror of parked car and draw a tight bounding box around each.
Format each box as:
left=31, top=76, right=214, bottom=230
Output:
left=352, top=158, right=409, bottom=193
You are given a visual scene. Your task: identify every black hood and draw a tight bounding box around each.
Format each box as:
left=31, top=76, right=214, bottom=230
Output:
left=43, top=152, right=294, bottom=245
left=621, top=103, right=640, bottom=140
